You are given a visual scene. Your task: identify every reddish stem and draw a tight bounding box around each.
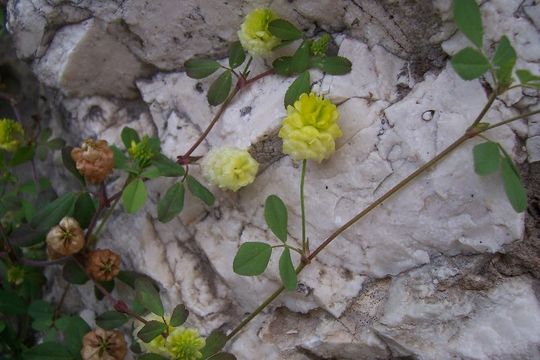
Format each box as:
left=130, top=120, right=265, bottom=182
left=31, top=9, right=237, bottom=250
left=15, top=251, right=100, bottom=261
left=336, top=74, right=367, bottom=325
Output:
left=177, top=69, right=274, bottom=161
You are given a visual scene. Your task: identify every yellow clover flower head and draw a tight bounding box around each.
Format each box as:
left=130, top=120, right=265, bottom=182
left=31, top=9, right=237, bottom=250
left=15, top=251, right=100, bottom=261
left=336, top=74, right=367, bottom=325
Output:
left=278, top=92, right=342, bottom=162
left=0, top=118, right=24, bottom=152
left=135, top=315, right=205, bottom=360
left=238, top=8, right=281, bottom=56
left=128, top=135, right=159, bottom=167
left=201, top=147, right=259, bottom=192
left=167, top=327, right=205, bottom=360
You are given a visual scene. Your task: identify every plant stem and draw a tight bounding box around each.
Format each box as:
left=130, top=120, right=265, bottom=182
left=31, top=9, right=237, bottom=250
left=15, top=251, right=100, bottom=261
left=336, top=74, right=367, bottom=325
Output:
left=181, top=85, right=241, bottom=159
left=300, top=159, right=308, bottom=254
left=241, top=56, right=253, bottom=77
left=483, top=109, right=540, bottom=132
left=85, top=183, right=107, bottom=242
left=178, top=68, right=274, bottom=161
left=468, top=91, right=497, bottom=129
left=225, top=90, right=501, bottom=340
left=94, top=193, right=121, bottom=239
left=72, top=256, right=148, bottom=324
left=53, top=284, right=70, bottom=321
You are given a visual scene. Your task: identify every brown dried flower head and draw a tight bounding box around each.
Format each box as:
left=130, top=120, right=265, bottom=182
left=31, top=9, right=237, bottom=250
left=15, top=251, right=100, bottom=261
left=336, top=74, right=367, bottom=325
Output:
left=71, top=139, right=114, bottom=184
left=81, top=328, right=127, bottom=360
left=86, top=249, right=121, bottom=282
left=46, top=217, right=84, bottom=259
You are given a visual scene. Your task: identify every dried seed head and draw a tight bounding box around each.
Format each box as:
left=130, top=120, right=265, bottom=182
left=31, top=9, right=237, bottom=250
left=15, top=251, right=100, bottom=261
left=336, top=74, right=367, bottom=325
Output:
left=71, top=139, right=114, bottom=184
left=81, top=328, right=127, bottom=360
left=86, top=249, right=121, bottom=282
left=46, top=217, right=85, bottom=259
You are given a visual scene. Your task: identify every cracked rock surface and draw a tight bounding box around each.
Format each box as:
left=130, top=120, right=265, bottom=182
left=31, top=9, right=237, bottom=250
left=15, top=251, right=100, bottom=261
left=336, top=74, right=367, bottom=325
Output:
left=7, top=0, right=540, bottom=359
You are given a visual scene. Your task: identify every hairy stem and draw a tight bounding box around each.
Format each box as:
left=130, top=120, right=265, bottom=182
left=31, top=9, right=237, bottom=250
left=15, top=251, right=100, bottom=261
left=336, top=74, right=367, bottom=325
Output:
left=181, top=85, right=241, bottom=159
left=178, top=68, right=273, bottom=161
left=300, top=159, right=308, bottom=254
left=483, top=109, right=540, bottom=132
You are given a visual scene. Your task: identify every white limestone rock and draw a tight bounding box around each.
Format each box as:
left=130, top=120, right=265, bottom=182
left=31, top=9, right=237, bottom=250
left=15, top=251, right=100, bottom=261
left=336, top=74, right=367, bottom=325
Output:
left=375, top=259, right=540, bottom=359
left=34, top=19, right=148, bottom=98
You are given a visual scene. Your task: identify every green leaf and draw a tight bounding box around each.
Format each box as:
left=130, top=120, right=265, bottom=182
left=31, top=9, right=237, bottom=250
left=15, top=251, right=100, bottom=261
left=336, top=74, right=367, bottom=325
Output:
left=279, top=248, right=297, bottom=291
left=62, top=259, right=89, bottom=285
left=116, top=270, right=141, bottom=288
left=492, top=36, right=516, bottom=88
left=157, top=182, right=185, bottom=223
left=268, top=19, right=303, bottom=41
left=30, top=192, right=77, bottom=230
left=62, top=146, right=85, bottom=184
left=186, top=175, right=215, bottom=206
left=56, top=315, right=90, bottom=358
left=264, top=195, right=288, bottom=243
left=453, top=0, right=483, bottom=48
left=185, top=59, right=221, bottom=79
left=73, top=192, right=96, bottom=229
left=152, top=154, right=185, bottom=177
left=0, top=290, right=26, bottom=315
left=22, top=199, right=36, bottom=221
left=139, top=354, right=169, bottom=360
left=28, top=300, right=54, bottom=320
left=10, top=144, right=35, bottom=166
left=200, top=330, right=227, bottom=358
left=228, top=41, right=246, bottom=69
left=134, top=277, right=164, bottom=316
left=95, top=311, right=129, bottom=329
left=233, top=242, right=272, bottom=276
left=39, top=128, right=52, bottom=143
left=310, top=56, right=352, bottom=75
left=32, top=317, right=53, bottom=331
left=501, top=155, right=527, bottom=213
left=207, top=70, right=232, bottom=106
left=47, top=138, right=66, bottom=150
left=516, top=69, right=540, bottom=84
left=23, top=342, right=72, bottom=360
left=122, top=178, right=147, bottom=213
left=36, top=144, right=49, bottom=161
left=137, top=320, right=166, bottom=343
left=140, top=166, right=161, bottom=179
left=451, top=47, right=490, bottom=80
left=272, top=56, right=294, bottom=76
left=284, top=71, right=311, bottom=108
left=110, top=145, right=132, bottom=171
left=170, top=304, right=189, bottom=327
left=19, top=180, right=38, bottom=195
left=473, top=142, right=500, bottom=175
left=121, top=127, right=141, bottom=149
left=289, top=41, right=310, bottom=74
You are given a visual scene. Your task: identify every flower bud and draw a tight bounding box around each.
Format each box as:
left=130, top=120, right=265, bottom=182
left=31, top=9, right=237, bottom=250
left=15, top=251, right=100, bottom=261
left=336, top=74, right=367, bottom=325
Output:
left=278, top=92, right=342, bottom=162
left=0, top=118, right=25, bottom=152
left=201, top=147, right=259, bottom=192
left=81, top=328, right=127, bottom=360
left=71, top=139, right=114, bottom=184
left=135, top=314, right=205, bottom=360
left=46, top=217, right=85, bottom=258
left=86, top=249, right=121, bottom=282
left=238, top=8, right=281, bottom=56
left=311, top=33, right=331, bottom=56
left=7, top=266, right=25, bottom=286
left=128, top=135, right=159, bottom=167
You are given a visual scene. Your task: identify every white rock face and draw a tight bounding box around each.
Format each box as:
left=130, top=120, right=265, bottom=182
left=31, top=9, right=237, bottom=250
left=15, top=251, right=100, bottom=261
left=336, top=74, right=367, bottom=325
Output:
left=8, top=0, right=540, bottom=359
